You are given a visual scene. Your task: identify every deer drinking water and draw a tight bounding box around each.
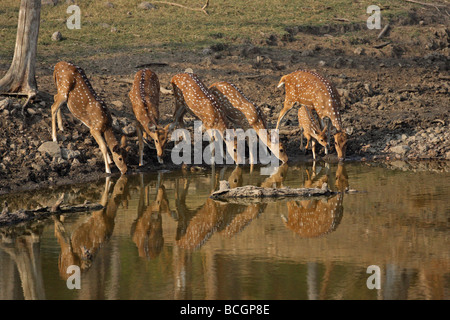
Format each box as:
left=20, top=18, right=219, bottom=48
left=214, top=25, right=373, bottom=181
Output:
left=170, top=73, right=240, bottom=164
left=129, top=69, right=170, bottom=165
left=51, top=61, right=128, bottom=174
left=209, top=81, right=288, bottom=164
left=276, top=70, right=348, bottom=160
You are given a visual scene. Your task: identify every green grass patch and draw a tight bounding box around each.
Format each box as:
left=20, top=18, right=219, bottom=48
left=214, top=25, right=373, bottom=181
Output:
left=0, top=0, right=432, bottom=62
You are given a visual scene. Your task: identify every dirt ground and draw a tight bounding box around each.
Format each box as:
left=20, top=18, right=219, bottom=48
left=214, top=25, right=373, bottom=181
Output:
left=0, top=8, right=448, bottom=195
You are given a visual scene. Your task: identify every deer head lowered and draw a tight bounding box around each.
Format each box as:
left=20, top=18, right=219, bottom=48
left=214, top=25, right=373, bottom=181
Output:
left=51, top=61, right=128, bottom=174
left=129, top=69, right=171, bottom=165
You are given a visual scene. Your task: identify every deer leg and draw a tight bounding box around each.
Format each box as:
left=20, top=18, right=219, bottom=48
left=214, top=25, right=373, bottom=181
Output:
left=90, top=129, right=112, bottom=174
left=51, top=94, right=67, bottom=142
left=325, top=119, right=331, bottom=155
left=276, top=101, right=295, bottom=130
left=136, top=123, right=145, bottom=166
left=312, top=140, right=316, bottom=160
left=57, top=109, right=64, bottom=132
left=300, top=128, right=304, bottom=151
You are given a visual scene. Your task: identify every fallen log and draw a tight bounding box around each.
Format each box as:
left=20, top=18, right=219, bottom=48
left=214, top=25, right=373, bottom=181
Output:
left=210, top=181, right=336, bottom=201
left=0, top=202, right=103, bottom=227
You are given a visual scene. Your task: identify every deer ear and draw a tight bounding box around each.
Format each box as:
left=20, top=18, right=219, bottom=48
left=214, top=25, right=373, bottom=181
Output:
left=120, top=135, right=127, bottom=148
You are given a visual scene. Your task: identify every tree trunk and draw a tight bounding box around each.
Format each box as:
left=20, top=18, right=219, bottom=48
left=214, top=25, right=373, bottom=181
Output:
left=0, top=0, right=41, bottom=100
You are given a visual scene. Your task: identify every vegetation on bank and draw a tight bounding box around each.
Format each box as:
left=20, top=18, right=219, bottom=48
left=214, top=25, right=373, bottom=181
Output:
left=0, top=0, right=440, bottom=61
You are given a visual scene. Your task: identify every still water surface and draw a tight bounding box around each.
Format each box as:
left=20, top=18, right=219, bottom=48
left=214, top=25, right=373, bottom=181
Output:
left=0, top=161, right=449, bottom=300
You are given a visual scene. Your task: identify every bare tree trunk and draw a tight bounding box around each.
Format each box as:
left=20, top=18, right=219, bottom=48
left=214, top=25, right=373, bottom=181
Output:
left=0, top=0, right=41, bottom=103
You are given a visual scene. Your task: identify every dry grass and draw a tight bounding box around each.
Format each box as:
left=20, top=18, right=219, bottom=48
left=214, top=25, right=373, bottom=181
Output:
left=0, top=0, right=434, bottom=62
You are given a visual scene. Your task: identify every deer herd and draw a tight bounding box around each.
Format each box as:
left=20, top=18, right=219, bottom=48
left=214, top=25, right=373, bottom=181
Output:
left=51, top=61, right=349, bottom=175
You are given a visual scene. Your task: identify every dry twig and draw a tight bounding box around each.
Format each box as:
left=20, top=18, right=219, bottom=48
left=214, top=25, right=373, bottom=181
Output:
left=153, top=0, right=210, bottom=15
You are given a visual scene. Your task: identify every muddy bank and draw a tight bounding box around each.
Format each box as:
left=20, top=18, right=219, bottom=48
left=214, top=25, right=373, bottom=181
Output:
left=0, top=9, right=449, bottom=195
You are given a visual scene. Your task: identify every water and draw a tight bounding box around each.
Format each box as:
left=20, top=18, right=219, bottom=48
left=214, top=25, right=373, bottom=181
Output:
left=0, top=161, right=449, bottom=300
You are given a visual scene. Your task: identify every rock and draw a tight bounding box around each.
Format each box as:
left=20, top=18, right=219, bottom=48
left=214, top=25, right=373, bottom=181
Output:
left=61, top=148, right=81, bottom=160
left=390, top=145, right=410, bottom=155
left=42, top=0, right=58, bottom=6
left=111, top=100, right=124, bottom=108
left=184, top=68, right=194, bottom=74
left=202, top=48, right=213, bottom=55
left=122, top=124, right=136, bottom=136
left=38, top=141, right=61, bottom=158
left=364, top=83, right=374, bottom=96
left=300, top=50, right=314, bottom=57
left=0, top=98, right=11, bottom=111
left=354, top=47, right=365, bottom=55
left=138, top=2, right=157, bottom=10
left=104, top=2, right=114, bottom=8
left=71, top=158, right=82, bottom=167
left=51, top=31, right=62, bottom=42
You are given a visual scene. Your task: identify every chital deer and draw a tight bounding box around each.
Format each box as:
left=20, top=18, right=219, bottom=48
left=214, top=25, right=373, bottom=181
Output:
left=276, top=70, right=348, bottom=160
left=298, top=105, right=328, bottom=160
left=282, top=194, right=343, bottom=238
left=51, top=61, right=128, bottom=174
left=54, top=175, right=129, bottom=279
left=209, top=81, right=288, bottom=163
left=170, top=73, right=241, bottom=164
left=129, top=69, right=171, bottom=165
left=131, top=181, right=168, bottom=259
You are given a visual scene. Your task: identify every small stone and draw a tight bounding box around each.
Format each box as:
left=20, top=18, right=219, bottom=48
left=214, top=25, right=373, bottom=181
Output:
left=0, top=98, right=11, bottom=111
left=111, top=100, right=124, bottom=108
left=51, top=31, right=62, bottom=42
left=354, top=47, right=365, bottom=55
left=42, top=0, right=58, bottom=6
left=61, top=148, right=81, bottom=160
left=138, top=2, right=157, bottom=10
left=184, top=68, right=194, bottom=74
left=38, top=141, right=61, bottom=158
left=390, top=145, right=410, bottom=155
left=122, top=124, right=136, bottom=136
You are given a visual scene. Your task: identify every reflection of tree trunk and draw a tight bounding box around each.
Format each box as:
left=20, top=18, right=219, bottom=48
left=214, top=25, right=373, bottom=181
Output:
left=0, top=0, right=41, bottom=103
left=0, top=250, right=22, bottom=299
left=0, top=232, right=45, bottom=300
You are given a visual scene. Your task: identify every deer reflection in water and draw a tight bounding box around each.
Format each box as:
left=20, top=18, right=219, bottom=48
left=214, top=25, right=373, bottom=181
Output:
left=281, top=162, right=347, bottom=238
left=174, top=166, right=272, bottom=250
left=131, top=174, right=169, bottom=259
left=53, top=175, right=129, bottom=280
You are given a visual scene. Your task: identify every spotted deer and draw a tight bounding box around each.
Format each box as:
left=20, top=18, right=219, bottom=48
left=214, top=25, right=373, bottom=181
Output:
left=276, top=70, right=348, bottom=160
left=170, top=73, right=240, bottom=164
left=129, top=69, right=171, bottom=165
left=51, top=61, right=128, bottom=174
left=298, top=105, right=328, bottom=160
left=282, top=194, right=343, bottom=238
left=209, top=81, right=288, bottom=163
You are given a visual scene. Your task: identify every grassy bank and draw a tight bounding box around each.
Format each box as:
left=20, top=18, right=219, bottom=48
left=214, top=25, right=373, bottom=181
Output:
left=0, top=0, right=438, bottom=62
